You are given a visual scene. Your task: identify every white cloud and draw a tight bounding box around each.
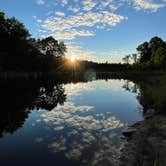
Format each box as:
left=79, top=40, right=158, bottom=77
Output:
left=52, top=29, right=94, bottom=40
left=68, top=6, right=80, bottom=13
left=55, top=11, right=65, bottom=17
left=34, top=80, right=137, bottom=164
left=36, top=0, right=45, bottom=5
left=41, top=102, right=124, bottom=164
left=109, top=5, right=118, bottom=11
left=32, top=15, right=37, bottom=19
left=64, top=82, right=94, bottom=97
left=53, top=102, right=94, bottom=113
left=61, top=0, right=68, bottom=7
left=41, top=11, right=126, bottom=42
left=82, top=0, right=97, bottom=11
left=100, top=0, right=114, bottom=8
left=36, top=19, right=42, bottom=23
left=133, top=0, right=165, bottom=12
left=38, top=0, right=128, bottom=59
left=42, top=12, right=126, bottom=32
left=65, top=43, right=96, bottom=60
left=37, top=29, right=47, bottom=33
left=35, top=0, right=166, bottom=63
left=97, top=0, right=115, bottom=10
left=42, top=106, right=123, bottom=131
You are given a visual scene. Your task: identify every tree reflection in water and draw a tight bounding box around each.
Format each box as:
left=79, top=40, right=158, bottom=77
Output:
left=1, top=76, right=166, bottom=166
left=120, top=76, right=166, bottom=166
left=122, top=76, right=166, bottom=114
left=0, top=80, right=66, bottom=138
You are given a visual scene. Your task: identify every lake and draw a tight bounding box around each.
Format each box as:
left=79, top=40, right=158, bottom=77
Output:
left=0, top=78, right=149, bottom=166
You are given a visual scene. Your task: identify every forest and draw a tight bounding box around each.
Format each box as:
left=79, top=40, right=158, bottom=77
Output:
left=1, top=12, right=166, bottom=77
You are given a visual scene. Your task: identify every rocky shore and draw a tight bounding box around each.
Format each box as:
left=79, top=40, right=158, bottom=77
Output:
left=120, top=110, right=166, bottom=166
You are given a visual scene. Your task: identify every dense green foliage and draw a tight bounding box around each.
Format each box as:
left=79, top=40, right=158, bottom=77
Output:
left=136, top=37, right=166, bottom=69
left=0, top=12, right=66, bottom=73
left=121, top=37, right=166, bottom=71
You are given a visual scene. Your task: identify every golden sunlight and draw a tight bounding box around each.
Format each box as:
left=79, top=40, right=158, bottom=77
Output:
left=70, top=56, right=76, bottom=63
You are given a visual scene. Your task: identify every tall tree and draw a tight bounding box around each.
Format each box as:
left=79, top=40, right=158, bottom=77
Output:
left=58, top=41, right=67, bottom=57
left=137, top=42, right=151, bottom=63
left=0, top=12, right=67, bottom=73
left=37, top=36, right=63, bottom=57
left=122, top=55, right=130, bottom=64
left=136, top=36, right=166, bottom=68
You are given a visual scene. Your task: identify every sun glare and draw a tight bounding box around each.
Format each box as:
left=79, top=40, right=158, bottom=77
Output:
left=70, top=56, right=75, bottom=63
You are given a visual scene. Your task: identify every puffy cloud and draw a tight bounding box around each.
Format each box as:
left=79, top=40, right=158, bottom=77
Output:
left=53, top=102, right=94, bottom=113
left=82, top=0, right=97, bottom=11
left=43, top=11, right=126, bottom=32
left=52, top=29, right=94, bottom=40
left=68, top=6, right=80, bottom=13
left=32, top=81, right=136, bottom=164
left=36, top=0, right=127, bottom=41
left=64, top=82, right=94, bottom=96
left=65, top=148, right=82, bottom=159
left=41, top=107, right=123, bottom=132
left=109, top=4, right=118, bottom=11
left=36, top=19, right=42, bottom=23
left=99, top=0, right=114, bottom=9
left=61, top=0, right=68, bottom=7
left=40, top=101, right=124, bottom=164
left=55, top=11, right=65, bottom=17
left=53, top=126, right=64, bottom=131
left=36, top=0, right=45, bottom=5
left=32, top=15, right=37, bottom=19
left=36, top=0, right=166, bottom=42
left=133, top=0, right=165, bottom=12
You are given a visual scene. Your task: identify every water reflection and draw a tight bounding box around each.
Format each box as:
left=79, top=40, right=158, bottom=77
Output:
left=32, top=80, right=140, bottom=165
left=122, top=80, right=139, bottom=94
left=39, top=101, right=124, bottom=165
left=137, top=77, right=166, bottom=114
left=33, top=84, right=66, bottom=111
left=120, top=76, right=166, bottom=166
left=0, top=80, right=66, bottom=138
left=0, top=78, right=147, bottom=165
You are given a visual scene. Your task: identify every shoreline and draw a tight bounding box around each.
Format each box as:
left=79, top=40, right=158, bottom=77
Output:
left=120, top=111, right=166, bottom=166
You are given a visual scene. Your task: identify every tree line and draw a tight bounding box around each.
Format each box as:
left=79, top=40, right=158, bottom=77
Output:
left=1, top=11, right=166, bottom=76
left=123, top=36, right=166, bottom=70
left=0, top=12, right=66, bottom=73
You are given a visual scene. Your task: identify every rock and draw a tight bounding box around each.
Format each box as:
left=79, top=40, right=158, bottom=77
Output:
left=122, top=127, right=137, bottom=138
left=144, top=109, right=155, bottom=119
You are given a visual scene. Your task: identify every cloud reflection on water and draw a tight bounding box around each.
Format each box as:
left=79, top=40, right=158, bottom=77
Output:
left=33, top=80, right=141, bottom=165
left=40, top=98, right=124, bottom=165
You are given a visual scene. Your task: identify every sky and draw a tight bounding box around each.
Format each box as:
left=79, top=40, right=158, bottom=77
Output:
left=0, top=0, right=166, bottom=63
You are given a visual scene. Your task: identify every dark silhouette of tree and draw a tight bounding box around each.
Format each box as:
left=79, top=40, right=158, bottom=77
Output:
left=122, top=55, right=130, bottom=64
left=137, top=42, right=151, bottom=63
left=58, top=41, right=67, bottom=57
left=136, top=36, right=166, bottom=69
left=32, top=84, right=66, bottom=111
left=37, top=36, right=66, bottom=58
left=0, top=12, right=67, bottom=73
left=153, top=47, right=166, bottom=66
left=0, top=80, right=66, bottom=138
left=1, top=11, right=166, bottom=77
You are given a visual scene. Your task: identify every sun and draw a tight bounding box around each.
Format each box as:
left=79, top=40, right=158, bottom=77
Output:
left=70, top=56, right=76, bottom=63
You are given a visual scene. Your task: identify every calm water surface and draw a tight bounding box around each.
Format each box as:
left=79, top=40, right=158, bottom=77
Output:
left=0, top=79, right=143, bottom=166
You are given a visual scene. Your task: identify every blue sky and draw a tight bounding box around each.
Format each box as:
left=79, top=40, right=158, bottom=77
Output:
left=0, top=0, right=166, bottom=63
